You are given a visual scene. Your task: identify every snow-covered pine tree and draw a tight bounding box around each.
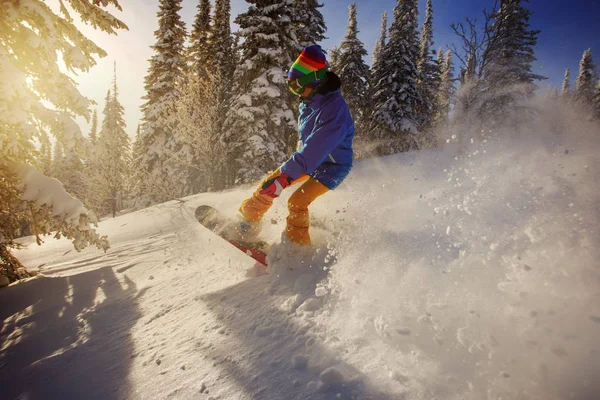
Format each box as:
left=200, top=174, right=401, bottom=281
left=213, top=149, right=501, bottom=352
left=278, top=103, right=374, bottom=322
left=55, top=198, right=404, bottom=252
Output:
left=479, top=0, right=545, bottom=121
left=561, top=68, right=571, bottom=98
left=593, top=80, right=600, bottom=120
left=90, top=109, right=99, bottom=145
left=328, top=45, right=342, bottom=72
left=173, top=71, right=225, bottom=192
left=416, top=0, right=436, bottom=128
left=207, top=0, right=236, bottom=141
left=293, top=0, right=327, bottom=49
left=130, top=123, right=144, bottom=196
left=434, top=50, right=455, bottom=125
left=95, top=67, right=131, bottom=218
left=61, top=149, right=87, bottom=205
left=436, top=47, right=444, bottom=79
left=208, top=0, right=234, bottom=79
left=366, top=10, right=388, bottom=138
left=575, top=49, right=597, bottom=107
left=1, top=0, right=120, bottom=279
left=223, top=0, right=299, bottom=184
left=181, top=0, right=231, bottom=193
left=427, top=47, right=444, bottom=122
left=371, top=11, right=388, bottom=74
left=134, top=0, right=188, bottom=205
left=338, top=3, right=369, bottom=137
left=370, top=0, right=423, bottom=154
left=51, top=142, right=66, bottom=181
left=463, top=47, right=477, bottom=84
left=39, top=135, right=52, bottom=176
left=188, top=0, right=211, bottom=78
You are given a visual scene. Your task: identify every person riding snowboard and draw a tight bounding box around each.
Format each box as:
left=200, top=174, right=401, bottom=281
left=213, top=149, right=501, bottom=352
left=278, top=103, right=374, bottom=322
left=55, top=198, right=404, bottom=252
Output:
left=237, top=45, right=355, bottom=246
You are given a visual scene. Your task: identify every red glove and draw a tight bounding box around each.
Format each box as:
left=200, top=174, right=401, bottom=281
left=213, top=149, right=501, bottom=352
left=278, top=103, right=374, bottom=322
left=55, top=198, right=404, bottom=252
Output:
left=259, top=173, right=293, bottom=198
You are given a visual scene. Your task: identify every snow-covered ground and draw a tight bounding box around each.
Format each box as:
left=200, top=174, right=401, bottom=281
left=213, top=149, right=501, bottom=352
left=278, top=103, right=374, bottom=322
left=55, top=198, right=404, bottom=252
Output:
left=2, top=101, right=600, bottom=400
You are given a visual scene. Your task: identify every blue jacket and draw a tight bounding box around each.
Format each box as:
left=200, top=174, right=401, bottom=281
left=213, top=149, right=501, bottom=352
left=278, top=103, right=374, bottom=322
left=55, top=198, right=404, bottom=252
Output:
left=280, top=89, right=354, bottom=189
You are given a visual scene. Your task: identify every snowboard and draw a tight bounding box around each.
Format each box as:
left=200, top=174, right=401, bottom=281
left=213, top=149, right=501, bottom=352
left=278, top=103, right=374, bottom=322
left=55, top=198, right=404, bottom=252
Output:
left=194, top=205, right=269, bottom=266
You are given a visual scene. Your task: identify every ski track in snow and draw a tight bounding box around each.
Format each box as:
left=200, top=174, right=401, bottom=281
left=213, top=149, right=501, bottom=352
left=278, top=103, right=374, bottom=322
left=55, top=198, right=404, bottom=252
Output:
left=3, top=102, right=600, bottom=400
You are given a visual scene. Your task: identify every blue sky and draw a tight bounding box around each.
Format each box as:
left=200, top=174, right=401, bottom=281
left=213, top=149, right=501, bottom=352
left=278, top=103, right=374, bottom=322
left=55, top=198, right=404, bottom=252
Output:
left=317, top=0, right=600, bottom=91
left=73, top=0, right=600, bottom=138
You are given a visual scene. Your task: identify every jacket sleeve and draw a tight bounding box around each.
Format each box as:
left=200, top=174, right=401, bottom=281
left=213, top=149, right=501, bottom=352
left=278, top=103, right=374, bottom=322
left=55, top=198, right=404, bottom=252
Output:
left=280, top=103, right=350, bottom=179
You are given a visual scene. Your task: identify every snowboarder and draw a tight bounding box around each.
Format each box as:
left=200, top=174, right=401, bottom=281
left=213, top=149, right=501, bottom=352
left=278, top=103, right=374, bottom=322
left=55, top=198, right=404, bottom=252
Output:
left=237, top=45, right=355, bottom=246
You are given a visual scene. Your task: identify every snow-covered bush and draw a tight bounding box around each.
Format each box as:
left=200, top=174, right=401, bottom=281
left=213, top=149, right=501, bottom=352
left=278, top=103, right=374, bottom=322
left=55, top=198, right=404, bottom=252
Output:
left=1, top=162, right=109, bottom=282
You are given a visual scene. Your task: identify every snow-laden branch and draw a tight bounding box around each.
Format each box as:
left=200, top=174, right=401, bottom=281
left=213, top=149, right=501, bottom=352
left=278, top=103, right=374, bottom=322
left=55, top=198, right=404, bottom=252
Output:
left=7, top=161, right=109, bottom=252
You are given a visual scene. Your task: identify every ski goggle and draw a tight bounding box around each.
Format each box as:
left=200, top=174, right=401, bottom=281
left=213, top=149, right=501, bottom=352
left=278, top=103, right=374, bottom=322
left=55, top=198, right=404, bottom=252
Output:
left=287, top=68, right=328, bottom=96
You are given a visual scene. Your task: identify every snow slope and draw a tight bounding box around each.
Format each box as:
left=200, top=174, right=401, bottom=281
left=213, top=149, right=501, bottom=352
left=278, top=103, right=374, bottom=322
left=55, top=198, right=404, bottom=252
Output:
left=2, top=100, right=600, bottom=400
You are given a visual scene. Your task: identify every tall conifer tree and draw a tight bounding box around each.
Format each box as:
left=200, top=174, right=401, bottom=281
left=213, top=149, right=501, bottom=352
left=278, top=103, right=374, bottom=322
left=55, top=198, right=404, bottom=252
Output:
left=294, top=0, right=327, bottom=48
left=433, top=50, right=455, bottom=125
left=593, top=81, right=600, bottom=120
left=338, top=3, right=369, bottom=134
left=480, top=0, right=545, bottom=119
left=575, top=49, right=597, bottom=106
left=372, top=11, right=388, bottom=72
left=52, top=142, right=65, bottom=180
left=96, top=66, right=131, bottom=217
left=89, top=109, right=99, bottom=145
left=561, top=68, right=571, bottom=98
left=188, top=0, right=211, bottom=78
left=209, top=0, right=236, bottom=139
left=416, top=0, right=436, bottom=127
left=328, top=45, right=342, bottom=72
left=224, top=0, right=299, bottom=183
left=39, top=136, right=52, bottom=176
left=370, top=0, right=422, bottom=153
left=368, top=10, right=388, bottom=131
left=209, top=0, right=234, bottom=77
left=135, top=0, right=187, bottom=205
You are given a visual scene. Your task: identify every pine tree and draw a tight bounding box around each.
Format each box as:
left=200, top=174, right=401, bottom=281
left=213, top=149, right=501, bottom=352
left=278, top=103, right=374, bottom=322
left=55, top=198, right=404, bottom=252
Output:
left=208, top=0, right=236, bottom=142
left=208, top=0, right=234, bottom=77
left=173, top=71, right=226, bottom=192
left=436, top=47, right=444, bottom=79
left=370, top=0, right=423, bottom=153
left=0, top=0, right=119, bottom=279
left=367, top=10, right=388, bottom=133
left=593, top=80, right=600, bottom=120
left=39, top=136, right=53, bottom=176
left=435, top=50, right=455, bottom=124
left=575, top=49, right=597, bottom=106
left=188, top=0, right=211, bottom=78
left=416, top=0, right=436, bottom=128
left=223, top=0, right=299, bottom=183
left=328, top=45, right=342, bottom=72
left=52, top=142, right=66, bottom=180
left=294, top=0, right=327, bottom=48
left=338, top=3, right=369, bottom=134
left=61, top=149, right=87, bottom=203
left=463, top=47, right=477, bottom=84
left=135, top=0, right=187, bottom=205
left=480, top=0, right=545, bottom=119
left=95, top=66, right=131, bottom=218
left=89, top=108, right=99, bottom=145
left=561, top=68, right=571, bottom=98
left=371, top=11, right=388, bottom=72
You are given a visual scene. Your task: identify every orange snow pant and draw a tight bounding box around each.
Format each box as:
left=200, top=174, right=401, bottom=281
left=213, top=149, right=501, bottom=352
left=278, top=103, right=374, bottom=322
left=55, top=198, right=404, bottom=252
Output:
left=239, top=170, right=329, bottom=246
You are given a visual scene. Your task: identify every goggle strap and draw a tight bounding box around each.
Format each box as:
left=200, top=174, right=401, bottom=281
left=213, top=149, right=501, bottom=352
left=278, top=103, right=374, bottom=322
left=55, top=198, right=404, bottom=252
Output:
left=296, top=68, right=328, bottom=87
